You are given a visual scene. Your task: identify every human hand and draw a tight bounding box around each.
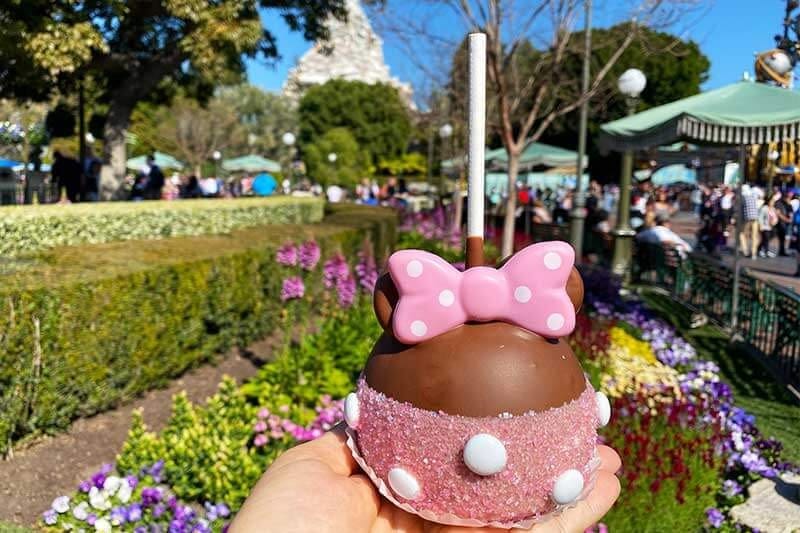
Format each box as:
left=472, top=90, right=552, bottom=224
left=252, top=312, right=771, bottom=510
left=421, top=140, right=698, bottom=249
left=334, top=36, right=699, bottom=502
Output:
left=230, top=425, right=621, bottom=533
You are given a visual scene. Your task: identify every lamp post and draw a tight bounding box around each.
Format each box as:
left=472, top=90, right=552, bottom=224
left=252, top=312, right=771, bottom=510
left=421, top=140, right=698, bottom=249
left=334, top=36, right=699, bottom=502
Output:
left=439, top=123, right=454, bottom=214
left=569, top=0, right=592, bottom=261
left=611, top=68, right=647, bottom=279
left=282, top=132, right=296, bottom=186
left=212, top=150, right=222, bottom=178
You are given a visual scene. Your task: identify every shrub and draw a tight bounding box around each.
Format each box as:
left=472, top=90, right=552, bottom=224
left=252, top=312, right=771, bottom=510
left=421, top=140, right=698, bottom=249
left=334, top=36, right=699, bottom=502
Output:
left=0, top=196, right=323, bottom=257
left=0, top=204, right=395, bottom=454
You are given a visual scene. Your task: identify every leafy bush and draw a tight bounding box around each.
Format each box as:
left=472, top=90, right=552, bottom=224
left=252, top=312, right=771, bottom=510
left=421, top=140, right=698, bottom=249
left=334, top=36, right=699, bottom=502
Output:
left=0, top=204, right=395, bottom=454
left=0, top=196, right=323, bottom=257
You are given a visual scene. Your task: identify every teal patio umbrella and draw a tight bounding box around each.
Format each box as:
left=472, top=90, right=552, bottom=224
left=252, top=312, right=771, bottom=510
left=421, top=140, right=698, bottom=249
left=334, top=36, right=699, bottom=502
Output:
left=127, top=151, right=184, bottom=171
left=222, top=155, right=281, bottom=174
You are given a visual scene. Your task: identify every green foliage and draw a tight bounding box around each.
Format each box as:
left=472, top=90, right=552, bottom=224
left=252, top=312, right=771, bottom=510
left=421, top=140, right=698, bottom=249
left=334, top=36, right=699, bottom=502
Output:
left=304, top=128, right=371, bottom=188
left=0, top=203, right=396, bottom=454
left=299, top=79, right=411, bottom=165
left=377, top=152, right=427, bottom=176
left=601, top=395, right=723, bottom=532
left=396, top=230, right=499, bottom=265
left=0, top=197, right=323, bottom=257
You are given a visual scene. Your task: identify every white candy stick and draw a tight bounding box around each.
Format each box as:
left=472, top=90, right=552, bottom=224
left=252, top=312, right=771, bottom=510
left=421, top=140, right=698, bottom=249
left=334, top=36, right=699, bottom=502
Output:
left=467, top=33, right=486, bottom=240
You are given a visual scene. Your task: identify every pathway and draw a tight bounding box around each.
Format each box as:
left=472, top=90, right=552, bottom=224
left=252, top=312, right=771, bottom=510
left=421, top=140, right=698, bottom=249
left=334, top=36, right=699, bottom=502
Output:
left=0, top=336, right=279, bottom=527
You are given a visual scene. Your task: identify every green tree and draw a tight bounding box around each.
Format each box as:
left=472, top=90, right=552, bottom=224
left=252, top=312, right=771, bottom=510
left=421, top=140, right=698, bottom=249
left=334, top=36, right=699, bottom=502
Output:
left=1, top=0, right=364, bottom=198
left=216, top=85, right=297, bottom=159
left=541, top=23, right=710, bottom=172
left=298, top=80, right=411, bottom=165
left=304, top=128, right=369, bottom=188
left=130, top=96, right=246, bottom=177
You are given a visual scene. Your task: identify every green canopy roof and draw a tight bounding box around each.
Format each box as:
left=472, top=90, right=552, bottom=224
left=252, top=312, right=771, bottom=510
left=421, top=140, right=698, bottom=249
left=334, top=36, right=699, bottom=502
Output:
left=442, top=141, right=584, bottom=172
left=221, top=154, right=281, bottom=174
left=127, top=151, right=184, bottom=171
left=599, top=81, right=800, bottom=151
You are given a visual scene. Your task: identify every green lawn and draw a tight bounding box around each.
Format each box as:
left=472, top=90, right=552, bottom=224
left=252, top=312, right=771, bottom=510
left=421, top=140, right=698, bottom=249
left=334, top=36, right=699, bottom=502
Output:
left=640, top=290, right=800, bottom=464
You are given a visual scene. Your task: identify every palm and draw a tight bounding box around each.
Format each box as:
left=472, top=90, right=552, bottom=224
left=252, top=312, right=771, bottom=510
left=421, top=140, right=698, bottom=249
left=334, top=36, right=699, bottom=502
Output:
left=231, top=426, right=621, bottom=533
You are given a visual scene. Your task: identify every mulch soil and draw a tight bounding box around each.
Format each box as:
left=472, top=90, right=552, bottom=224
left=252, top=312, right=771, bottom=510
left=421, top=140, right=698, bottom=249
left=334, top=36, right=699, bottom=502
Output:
left=0, top=337, right=279, bottom=527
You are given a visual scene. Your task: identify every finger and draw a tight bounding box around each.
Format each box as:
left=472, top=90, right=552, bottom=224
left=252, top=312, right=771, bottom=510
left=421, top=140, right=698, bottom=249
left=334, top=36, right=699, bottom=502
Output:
left=532, top=471, right=621, bottom=533
left=268, top=423, right=358, bottom=478
left=596, top=445, right=621, bottom=474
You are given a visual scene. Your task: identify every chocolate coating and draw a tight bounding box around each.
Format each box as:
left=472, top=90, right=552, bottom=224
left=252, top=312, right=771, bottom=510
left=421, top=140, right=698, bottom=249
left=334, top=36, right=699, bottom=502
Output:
left=363, top=321, right=586, bottom=417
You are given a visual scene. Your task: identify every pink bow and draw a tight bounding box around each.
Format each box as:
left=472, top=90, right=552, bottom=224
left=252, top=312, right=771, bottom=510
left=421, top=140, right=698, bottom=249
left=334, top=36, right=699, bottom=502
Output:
left=388, top=241, right=576, bottom=344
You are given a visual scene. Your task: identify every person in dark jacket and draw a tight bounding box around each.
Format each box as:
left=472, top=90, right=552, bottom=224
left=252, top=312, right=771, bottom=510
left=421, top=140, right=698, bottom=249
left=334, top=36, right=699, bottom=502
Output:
left=51, top=151, right=82, bottom=202
left=144, top=155, right=165, bottom=200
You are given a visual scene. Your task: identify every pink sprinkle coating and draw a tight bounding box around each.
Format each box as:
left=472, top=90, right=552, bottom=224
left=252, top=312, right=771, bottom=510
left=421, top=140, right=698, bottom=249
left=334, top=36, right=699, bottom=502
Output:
left=350, top=378, right=600, bottom=524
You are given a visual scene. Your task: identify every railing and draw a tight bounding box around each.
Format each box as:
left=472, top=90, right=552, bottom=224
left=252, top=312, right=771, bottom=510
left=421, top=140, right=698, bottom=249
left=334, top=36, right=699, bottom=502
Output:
left=0, top=178, right=60, bottom=205
left=634, top=244, right=800, bottom=389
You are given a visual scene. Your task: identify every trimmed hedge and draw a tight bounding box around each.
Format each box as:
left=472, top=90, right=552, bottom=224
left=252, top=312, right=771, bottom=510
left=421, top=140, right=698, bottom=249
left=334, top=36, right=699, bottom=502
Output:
left=0, top=197, right=324, bottom=257
left=0, top=204, right=396, bottom=454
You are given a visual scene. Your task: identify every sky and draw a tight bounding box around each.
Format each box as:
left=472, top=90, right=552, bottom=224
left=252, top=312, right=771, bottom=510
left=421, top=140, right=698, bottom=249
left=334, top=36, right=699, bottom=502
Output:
left=246, top=1, right=791, bottom=100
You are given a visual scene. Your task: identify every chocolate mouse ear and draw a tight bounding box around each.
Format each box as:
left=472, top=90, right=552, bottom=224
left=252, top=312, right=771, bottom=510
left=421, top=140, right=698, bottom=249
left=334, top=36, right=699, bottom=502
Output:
left=566, top=267, right=584, bottom=314
left=373, top=272, right=399, bottom=331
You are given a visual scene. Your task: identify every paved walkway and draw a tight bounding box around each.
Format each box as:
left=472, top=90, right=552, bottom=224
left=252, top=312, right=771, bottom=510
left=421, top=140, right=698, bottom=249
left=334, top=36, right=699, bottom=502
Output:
left=670, top=212, right=800, bottom=293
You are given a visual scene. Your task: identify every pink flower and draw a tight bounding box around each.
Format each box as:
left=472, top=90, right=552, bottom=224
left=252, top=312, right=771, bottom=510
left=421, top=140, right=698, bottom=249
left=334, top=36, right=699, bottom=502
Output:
left=276, top=243, right=298, bottom=266
left=298, top=241, right=321, bottom=271
left=280, top=277, right=305, bottom=301
left=253, top=421, right=267, bottom=433
left=253, top=434, right=268, bottom=447
left=257, top=408, right=270, bottom=419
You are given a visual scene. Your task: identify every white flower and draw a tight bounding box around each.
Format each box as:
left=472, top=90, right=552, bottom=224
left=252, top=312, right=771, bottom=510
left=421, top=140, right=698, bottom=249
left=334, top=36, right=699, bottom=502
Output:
left=102, top=476, right=121, bottom=494
left=116, top=481, right=132, bottom=503
left=52, top=495, right=70, bottom=513
left=62, top=522, right=74, bottom=530
left=72, top=501, right=89, bottom=520
left=88, top=487, right=111, bottom=511
left=94, top=518, right=111, bottom=533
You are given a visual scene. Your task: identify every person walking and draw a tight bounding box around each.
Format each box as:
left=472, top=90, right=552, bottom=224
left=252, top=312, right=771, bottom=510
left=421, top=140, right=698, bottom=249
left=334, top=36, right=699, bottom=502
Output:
left=144, top=155, right=165, bottom=200
left=51, top=151, right=82, bottom=202
left=775, top=191, right=793, bottom=256
left=739, top=184, right=760, bottom=258
left=757, top=194, right=778, bottom=258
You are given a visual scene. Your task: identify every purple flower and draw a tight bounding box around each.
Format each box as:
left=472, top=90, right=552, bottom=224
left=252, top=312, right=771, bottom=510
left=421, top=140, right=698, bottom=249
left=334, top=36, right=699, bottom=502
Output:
left=298, top=241, right=321, bottom=271
left=722, top=479, right=742, bottom=497
left=153, top=503, right=166, bottom=518
left=336, top=276, right=357, bottom=308
left=134, top=527, right=148, bottom=533
left=276, top=243, right=298, bottom=266
left=280, top=276, right=305, bottom=301
left=42, top=509, right=57, bottom=525
left=86, top=513, right=97, bottom=526
left=148, top=460, right=165, bottom=483
left=706, top=507, right=724, bottom=528
left=126, top=475, right=139, bottom=489
left=78, top=479, right=92, bottom=493
left=216, top=503, right=230, bottom=518
left=141, top=486, right=162, bottom=506
left=110, top=506, right=127, bottom=525
left=127, top=502, right=143, bottom=522
left=323, top=254, right=350, bottom=289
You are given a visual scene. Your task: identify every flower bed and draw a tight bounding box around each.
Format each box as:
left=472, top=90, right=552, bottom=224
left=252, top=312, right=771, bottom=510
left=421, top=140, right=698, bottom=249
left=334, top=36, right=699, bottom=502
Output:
left=0, top=197, right=324, bottom=257
left=0, top=204, right=394, bottom=456
left=40, top=225, right=797, bottom=532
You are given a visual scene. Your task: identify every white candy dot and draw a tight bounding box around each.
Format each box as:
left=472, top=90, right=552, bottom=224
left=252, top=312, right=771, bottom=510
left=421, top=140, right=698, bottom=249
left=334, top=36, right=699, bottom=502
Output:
left=552, top=469, right=584, bottom=505
left=544, top=252, right=562, bottom=270
left=514, top=286, right=532, bottom=303
left=438, top=289, right=455, bottom=307
left=595, top=391, right=611, bottom=427
left=463, top=434, right=507, bottom=476
left=406, top=260, right=423, bottom=278
left=410, top=320, right=428, bottom=337
left=547, top=313, right=565, bottom=331
left=388, top=467, right=421, bottom=500
left=344, top=392, right=360, bottom=428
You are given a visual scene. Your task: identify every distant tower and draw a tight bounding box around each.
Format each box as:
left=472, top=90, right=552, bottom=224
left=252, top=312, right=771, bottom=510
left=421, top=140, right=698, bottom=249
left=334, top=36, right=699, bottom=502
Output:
left=282, top=0, right=414, bottom=107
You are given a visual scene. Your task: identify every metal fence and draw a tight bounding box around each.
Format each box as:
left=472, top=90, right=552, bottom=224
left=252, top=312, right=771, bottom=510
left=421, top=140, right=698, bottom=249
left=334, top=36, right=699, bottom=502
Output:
left=634, top=244, right=800, bottom=390
left=0, top=174, right=60, bottom=205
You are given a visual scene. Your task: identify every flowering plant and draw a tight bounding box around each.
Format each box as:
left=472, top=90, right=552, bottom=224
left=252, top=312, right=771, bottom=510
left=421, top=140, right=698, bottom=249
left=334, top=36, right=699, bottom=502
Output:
left=42, top=463, right=230, bottom=533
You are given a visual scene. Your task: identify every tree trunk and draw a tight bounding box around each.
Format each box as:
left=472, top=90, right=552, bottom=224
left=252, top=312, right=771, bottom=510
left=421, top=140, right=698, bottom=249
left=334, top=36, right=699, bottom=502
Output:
left=501, top=153, right=520, bottom=258
left=100, top=100, right=134, bottom=200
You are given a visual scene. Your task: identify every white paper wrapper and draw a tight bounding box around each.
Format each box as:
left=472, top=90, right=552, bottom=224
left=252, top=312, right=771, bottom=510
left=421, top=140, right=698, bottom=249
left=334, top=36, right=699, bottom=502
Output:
left=346, top=427, right=602, bottom=529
